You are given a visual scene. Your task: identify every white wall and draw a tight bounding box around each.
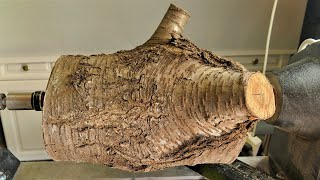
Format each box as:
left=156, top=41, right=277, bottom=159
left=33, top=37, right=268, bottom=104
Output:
left=0, top=0, right=307, bottom=57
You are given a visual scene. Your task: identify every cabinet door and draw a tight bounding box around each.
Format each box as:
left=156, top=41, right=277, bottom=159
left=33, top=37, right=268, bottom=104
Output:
left=0, top=80, right=50, bottom=160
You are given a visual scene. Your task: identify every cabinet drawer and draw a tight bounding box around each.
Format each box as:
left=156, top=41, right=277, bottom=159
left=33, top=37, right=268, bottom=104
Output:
left=0, top=62, right=53, bottom=80
left=225, top=55, right=289, bottom=72
left=6, top=63, right=49, bottom=72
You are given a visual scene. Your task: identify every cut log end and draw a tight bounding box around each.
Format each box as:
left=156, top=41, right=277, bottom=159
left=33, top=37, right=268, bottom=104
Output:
left=245, top=72, right=276, bottom=120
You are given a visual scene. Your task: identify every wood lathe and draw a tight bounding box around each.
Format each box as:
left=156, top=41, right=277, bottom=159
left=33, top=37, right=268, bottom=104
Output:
left=0, top=3, right=319, bottom=180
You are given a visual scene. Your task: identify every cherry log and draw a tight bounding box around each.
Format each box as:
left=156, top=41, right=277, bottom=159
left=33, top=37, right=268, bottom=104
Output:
left=43, top=4, right=275, bottom=171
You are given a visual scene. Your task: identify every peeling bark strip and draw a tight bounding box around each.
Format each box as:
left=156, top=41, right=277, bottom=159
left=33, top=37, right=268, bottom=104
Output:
left=43, top=4, right=275, bottom=171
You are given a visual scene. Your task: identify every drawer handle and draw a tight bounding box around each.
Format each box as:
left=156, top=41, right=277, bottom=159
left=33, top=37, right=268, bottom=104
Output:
left=21, top=64, right=29, bottom=71
left=252, top=58, right=259, bottom=65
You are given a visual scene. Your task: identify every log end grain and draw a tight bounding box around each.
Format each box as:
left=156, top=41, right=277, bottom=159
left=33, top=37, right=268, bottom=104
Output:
left=245, top=72, right=276, bottom=120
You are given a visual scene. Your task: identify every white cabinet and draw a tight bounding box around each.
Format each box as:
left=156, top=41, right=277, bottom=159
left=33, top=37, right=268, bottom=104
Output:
left=0, top=58, right=55, bottom=161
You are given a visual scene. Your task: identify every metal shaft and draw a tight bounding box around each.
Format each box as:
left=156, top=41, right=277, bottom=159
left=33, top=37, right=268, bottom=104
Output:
left=6, top=92, right=33, bottom=110
left=0, top=91, right=45, bottom=111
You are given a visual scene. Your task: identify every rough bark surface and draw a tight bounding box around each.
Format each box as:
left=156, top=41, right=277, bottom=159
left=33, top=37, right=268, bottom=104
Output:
left=43, top=4, right=275, bottom=171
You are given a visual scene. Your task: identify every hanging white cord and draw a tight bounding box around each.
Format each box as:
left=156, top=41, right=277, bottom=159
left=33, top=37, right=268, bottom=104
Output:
left=262, top=0, right=279, bottom=75
left=252, top=0, right=278, bottom=137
